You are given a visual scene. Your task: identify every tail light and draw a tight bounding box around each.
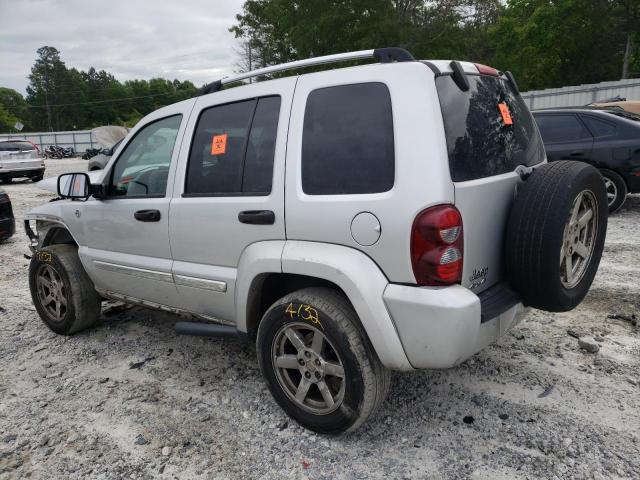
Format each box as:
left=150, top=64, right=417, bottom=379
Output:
left=411, top=205, right=464, bottom=286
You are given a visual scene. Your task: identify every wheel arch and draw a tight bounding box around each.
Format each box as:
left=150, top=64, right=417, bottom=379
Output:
left=235, top=240, right=412, bottom=370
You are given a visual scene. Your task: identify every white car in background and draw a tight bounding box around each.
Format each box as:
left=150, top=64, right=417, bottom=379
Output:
left=0, top=140, right=46, bottom=183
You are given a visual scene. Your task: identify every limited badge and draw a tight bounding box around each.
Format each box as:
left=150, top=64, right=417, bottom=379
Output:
left=498, top=102, right=513, bottom=125
left=211, top=134, right=228, bottom=155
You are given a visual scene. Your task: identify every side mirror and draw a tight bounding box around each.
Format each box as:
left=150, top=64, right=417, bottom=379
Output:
left=57, top=172, right=91, bottom=200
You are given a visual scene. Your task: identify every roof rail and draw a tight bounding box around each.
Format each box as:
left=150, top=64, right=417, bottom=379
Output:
left=196, top=47, right=415, bottom=96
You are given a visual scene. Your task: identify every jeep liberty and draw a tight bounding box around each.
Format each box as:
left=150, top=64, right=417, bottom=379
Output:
left=25, top=48, right=608, bottom=433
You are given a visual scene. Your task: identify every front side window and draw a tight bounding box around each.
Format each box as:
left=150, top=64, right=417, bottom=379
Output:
left=109, top=115, right=182, bottom=197
left=185, top=96, right=281, bottom=196
left=534, top=114, right=591, bottom=144
left=301, top=83, right=395, bottom=195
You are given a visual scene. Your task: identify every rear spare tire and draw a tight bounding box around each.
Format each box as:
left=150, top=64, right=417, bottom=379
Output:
left=506, top=161, right=607, bottom=312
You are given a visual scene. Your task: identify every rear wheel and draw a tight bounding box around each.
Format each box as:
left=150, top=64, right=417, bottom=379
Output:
left=31, top=174, right=44, bottom=182
left=600, top=169, right=627, bottom=213
left=0, top=178, right=11, bottom=184
left=29, top=244, right=101, bottom=335
left=257, top=287, right=390, bottom=434
left=506, top=161, right=608, bottom=312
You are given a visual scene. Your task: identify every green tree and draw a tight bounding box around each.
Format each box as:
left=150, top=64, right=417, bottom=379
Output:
left=0, top=87, right=30, bottom=132
left=490, top=0, right=637, bottom=91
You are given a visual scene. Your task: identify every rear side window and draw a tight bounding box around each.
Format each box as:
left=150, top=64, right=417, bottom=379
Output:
left=436, top=75, right=544, bottom=182
left=534, top=114, right=591, bottom=143
left=582, top=115, right=616, bottom=137
left=301, top=83, right=394, bottom=195
left=185, top=96, right=281, bottom=196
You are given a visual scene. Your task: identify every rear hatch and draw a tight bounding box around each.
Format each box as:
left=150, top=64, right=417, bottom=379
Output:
left=434, top=65, right=545, bottom=294
left=0, top=141, right=42, bottom=171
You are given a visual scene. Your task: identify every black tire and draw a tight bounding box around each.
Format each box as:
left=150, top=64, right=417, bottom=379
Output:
left=31, top=174, right=44, bottom=182
left=0, top=178, right=11, bottom=184
left=29, top=244, right=101, bottom=335
left=600, top=168, right=627, bottom=213
left=506, top=161, right=608, bottom=312
left=257, top=287, right=390, bottom=434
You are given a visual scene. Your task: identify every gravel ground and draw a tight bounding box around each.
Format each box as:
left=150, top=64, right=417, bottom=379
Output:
left=1, top=159, right=639, bottom=480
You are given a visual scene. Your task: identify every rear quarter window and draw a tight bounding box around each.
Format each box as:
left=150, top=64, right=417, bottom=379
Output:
left=436, top=75, right=544, bottom=182
left=301, top=82, right=394, bottom=195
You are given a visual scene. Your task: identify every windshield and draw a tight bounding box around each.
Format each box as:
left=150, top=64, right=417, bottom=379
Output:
left=436, top=74, right=544, bottom=182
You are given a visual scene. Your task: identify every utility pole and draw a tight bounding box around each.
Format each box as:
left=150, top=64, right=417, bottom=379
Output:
left=44, top=60, right=53, bottom=132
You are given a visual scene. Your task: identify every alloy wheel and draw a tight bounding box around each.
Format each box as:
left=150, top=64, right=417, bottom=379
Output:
left=271, top=322, right=345, bottom=415
left=560, top=190, right=598, bottom=289
left=36, top=264, right=68, bottom=322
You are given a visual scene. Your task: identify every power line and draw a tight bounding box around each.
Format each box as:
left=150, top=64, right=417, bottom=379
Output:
left=24, top=92, right=175, bottom=109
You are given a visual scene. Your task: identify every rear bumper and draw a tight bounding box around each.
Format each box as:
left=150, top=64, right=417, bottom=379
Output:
left=383, top=283, right=527, bottom=369
left=0, top=166, right=45, bottom=178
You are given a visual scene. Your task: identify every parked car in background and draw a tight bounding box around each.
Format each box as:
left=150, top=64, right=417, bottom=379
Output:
left=590, top=100, right=640, bottom=115
left=88, top=139, right=122, bottom=171
left=0, top=140, right=46, bottom=183
left=0, top=189, right=16, bottom=241
left=532, top=108, right=640, bottom=212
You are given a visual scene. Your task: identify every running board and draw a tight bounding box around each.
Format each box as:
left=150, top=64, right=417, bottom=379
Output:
left=175, top=321, right=239, bottom=338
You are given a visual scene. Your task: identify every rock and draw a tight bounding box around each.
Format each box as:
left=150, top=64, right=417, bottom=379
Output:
left=134, top=435, right=148, bottom=445
left=98, top=377, right=109, bottom=384
left=626, top=377, right=638, bottom=386
left=3, top=433, right=17, bottom=443
left=463, top=416, right=474, bottom=425
left=578, top=336, right=600, bottom=353
left=161, top=446, right=171, bottom=456
left=498, top=413, right=509, bottom=420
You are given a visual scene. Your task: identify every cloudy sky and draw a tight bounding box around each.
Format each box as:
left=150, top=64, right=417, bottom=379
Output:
left=0, top=0, right=246, bottom=94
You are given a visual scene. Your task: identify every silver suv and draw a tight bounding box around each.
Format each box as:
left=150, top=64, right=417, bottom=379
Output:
left=25, top=48, right=608, bottom=433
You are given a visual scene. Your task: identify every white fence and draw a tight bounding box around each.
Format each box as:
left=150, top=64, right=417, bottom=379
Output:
left=521, top=78, right=640, bottom=110
left=0, top=130, right=94, bottom=153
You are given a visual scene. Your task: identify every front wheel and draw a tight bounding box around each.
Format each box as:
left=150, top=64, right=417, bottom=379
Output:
left=29, top=244, right=102, bottom=335
left=257, top=287, right=390, bottom=434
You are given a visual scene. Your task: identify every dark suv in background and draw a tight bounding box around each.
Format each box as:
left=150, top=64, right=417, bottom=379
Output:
left=532, top=108, right=640, bottom=212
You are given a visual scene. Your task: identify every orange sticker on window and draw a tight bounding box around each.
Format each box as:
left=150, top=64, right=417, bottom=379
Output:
left=211, top=133, right=227, bottom=155
left=498, top=103, right=513, bottom=125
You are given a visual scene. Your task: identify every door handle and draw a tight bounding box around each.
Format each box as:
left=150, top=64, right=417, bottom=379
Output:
left=238, top=210, right=275, bottom=225
left=569, top=150, right=585, bottom=156
left=134, top=209, right=161, bottom=222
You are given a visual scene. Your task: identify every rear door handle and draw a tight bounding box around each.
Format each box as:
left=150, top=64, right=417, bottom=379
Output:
left=134, top=209, right=161, bottom=222
left=238, top=210, right=275, bottom=225
left=570, top=150, right=585, bottom=156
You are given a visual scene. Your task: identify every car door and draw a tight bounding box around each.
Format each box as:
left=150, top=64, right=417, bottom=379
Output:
left=534, top=113, right=593, bottom=161
left=168, top=78, right=294, bottom=322
left=76, top=102, right=194, bottom=307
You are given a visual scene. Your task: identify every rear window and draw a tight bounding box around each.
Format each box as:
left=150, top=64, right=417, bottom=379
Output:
left=0, top=141, right=35, bottom=152
left=436, top=75, right=544, bottom=182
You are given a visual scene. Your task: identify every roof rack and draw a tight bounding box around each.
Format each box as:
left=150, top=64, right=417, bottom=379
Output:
left=196, top=47, right=415, bottom=96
